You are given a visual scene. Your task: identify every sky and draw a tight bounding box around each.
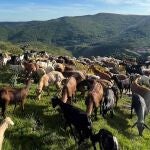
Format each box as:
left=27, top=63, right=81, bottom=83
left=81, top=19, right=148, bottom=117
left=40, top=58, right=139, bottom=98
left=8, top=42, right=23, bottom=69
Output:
left=0, top=0, right=150, bottom=21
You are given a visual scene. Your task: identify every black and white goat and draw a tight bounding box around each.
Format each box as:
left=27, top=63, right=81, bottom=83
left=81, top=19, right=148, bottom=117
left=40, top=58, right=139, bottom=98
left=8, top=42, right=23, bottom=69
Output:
left=91, top=128, right=119, bottom=150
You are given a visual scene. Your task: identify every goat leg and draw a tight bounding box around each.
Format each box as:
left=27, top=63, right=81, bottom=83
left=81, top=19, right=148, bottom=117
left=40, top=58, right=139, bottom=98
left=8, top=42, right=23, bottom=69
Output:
left=110, top=109, right=114, bottom=118
left=120, top=89, right=123, bottom=98
left=2, top=102, right=8, bottom=118
left=72, top=93, right=76, bottom=103
left=77, top=129, right=84, bottom=145
left=46, top=87, right=50, bottom=96
left=130, top=107, right=133, bottom=119
left=69, top=124, right=77, bottom=143
left=92, top=141, right=97, bottom=150
left=13, top=102, right=17, bottom=113
left=94, top=107, right=98, bottom=121
left=115, top=95, right=118, bottom=107
left=100, top=100, right=103, bottom=115
left=20, top=100, right=25, bottom=112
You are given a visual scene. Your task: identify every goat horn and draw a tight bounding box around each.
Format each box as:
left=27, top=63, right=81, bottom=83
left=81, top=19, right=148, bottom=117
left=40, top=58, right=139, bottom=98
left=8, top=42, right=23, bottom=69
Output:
left=144, top=124, right=150, bottom=130
left=131, top=122, right=137, bottom=128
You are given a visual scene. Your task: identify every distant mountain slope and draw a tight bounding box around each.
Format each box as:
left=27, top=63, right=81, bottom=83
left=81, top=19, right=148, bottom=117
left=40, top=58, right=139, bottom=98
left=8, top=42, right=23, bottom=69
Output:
left=0, top=13, right=150, bottom=56
left=0, top=41, right=72, bottom=56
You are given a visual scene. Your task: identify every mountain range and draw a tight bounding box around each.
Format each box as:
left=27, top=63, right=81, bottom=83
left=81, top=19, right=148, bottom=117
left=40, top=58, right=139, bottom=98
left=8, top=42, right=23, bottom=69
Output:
left=0, top=13, right=150, bottom=57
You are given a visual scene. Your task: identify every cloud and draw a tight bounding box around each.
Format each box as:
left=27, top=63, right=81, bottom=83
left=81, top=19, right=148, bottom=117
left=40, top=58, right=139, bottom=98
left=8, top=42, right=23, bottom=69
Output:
left=0, top=0, right=150, bottom=21
left=93, top=0, right=150, bottom=6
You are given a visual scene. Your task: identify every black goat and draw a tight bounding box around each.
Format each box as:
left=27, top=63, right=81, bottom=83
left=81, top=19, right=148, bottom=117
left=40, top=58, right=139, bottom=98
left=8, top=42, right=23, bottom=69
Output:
left=124, top=64, right=143, bottom=75
left=91, top=128, right=119, bottom=150
left=51, top=97, right=93, bottom=144
left=112, top=75, right=131, bottom=98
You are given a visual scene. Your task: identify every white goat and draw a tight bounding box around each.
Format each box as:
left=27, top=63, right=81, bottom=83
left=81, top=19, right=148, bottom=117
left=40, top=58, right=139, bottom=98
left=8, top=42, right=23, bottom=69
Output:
left=37, top=60, right=56, bottom=73
left=36, top=71, right=65, bottom=100
left=2, top=57, right=11, bottom=66
left=0, top=117, right=14, bottom=150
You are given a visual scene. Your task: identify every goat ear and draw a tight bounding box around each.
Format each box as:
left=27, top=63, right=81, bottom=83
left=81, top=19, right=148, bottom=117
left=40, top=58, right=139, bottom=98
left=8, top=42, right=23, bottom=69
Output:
left=131, top=122, right=137, bottom=128
left=144, top=124, right=150, bottom=130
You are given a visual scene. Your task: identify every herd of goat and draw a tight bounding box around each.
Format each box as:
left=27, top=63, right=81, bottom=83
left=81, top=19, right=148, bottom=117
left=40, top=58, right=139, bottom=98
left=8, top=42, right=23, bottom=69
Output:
left=0, top=50, right=150, bottom=150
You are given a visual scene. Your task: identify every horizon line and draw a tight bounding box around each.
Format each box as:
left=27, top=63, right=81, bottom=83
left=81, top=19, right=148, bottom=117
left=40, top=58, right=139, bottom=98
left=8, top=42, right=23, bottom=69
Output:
left=0, top=12, right=150, bottom=22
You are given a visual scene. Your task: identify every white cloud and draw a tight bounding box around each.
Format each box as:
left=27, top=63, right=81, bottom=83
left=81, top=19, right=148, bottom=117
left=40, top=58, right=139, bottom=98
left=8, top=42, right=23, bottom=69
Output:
left=93, top=0, right=150, bottom=6
left=1, top=1, right=150, bottom=21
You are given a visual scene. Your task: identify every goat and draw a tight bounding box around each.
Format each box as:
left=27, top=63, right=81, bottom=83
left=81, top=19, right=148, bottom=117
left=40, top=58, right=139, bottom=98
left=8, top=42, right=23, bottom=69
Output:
left=98, top=79, right=113, bottom=91
left=141, top=66, right=150, bottom=76
left=36, top=60, right=55, bottom=73
left=9, top=64, right=25, bottom=74
left=86, top=74, right=100, bottom=80
left=112, top=75, right=131, bottom=98
left=76, top=79, right=94, bottom=99
left=131, top=77, right=150, bottom=112
left=55, top=63, right=65, bottom=73
left=0, top=117, right=14, bottom=150
left=88, top=65, right=111, bottom=81
left=63, top=71, right=85, bottom=83
left=91, top=128, right=119, bottom=150
left=85, top=80, right=104, bottom=120
left=114, top=74, right=127, bottom=80
left=2, top=56, right=11, bottom=66
left=0, top=80, right=32, bottom=117
left=61, top=76, right=77, bottom=103
left=51, top=97, right=93, bottom=145
left=32, top=68, right=46, bottom=83
left=23, top=61, right=39, bottom=77
left=138, top=75, right=150, bottom=88
left=36, top=71, right=65, bottom=100
left=131, top=94, right=150, bottom=136
left=102, top=88, right=116, bottom=118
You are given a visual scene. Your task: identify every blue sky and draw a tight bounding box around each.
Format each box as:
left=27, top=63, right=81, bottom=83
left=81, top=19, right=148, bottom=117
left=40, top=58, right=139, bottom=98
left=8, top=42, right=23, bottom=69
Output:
left=0, top=0, right=150, bottom=21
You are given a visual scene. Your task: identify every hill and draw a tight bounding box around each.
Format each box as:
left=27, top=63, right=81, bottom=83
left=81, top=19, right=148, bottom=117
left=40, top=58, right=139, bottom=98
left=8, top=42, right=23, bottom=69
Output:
left=0, top=41, right=72, bottom=56
left=0, top=13, right=150, bottom=57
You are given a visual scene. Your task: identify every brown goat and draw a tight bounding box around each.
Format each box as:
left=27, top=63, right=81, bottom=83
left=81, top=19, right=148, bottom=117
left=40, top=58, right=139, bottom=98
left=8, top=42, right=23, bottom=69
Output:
left=55, top=63, right=65, bottom=73
left=86, top=80, right=104, bottom=120
left=98, top=79, right=113, bottom=90
left=61, top=76, right=77, bottom=103
left=23, top=61, right=39, bottom=77
left=0, top=80, right=32, bottom=117
left=63, top=71, right=85, bottom=84
left=89, top=65, right=111, bottom=81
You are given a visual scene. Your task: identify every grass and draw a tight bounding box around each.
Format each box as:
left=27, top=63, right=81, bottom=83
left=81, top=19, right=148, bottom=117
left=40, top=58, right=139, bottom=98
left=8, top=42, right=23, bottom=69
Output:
left=0, top=67, right=150, bottom=150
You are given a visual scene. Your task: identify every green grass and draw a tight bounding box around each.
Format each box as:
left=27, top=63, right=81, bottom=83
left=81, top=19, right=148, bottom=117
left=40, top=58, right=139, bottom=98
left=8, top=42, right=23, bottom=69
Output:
left=0, top=68, right=150, bottom=150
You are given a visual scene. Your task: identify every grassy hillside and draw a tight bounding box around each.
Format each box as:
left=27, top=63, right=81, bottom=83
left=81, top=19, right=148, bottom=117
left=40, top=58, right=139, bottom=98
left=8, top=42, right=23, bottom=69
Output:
left=0, top=67, right=150, bottom=150
left=0, top=41, right=72, bottom=56
left=0, top=13, right=150, bottom=56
